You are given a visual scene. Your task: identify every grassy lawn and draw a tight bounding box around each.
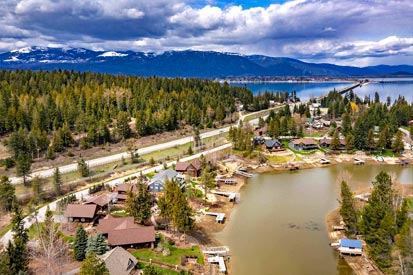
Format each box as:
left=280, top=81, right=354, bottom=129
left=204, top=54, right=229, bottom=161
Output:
left=131, top=244, right=204, bottom=266
left=266, top=154, right=292, bottom=163
left=136, top=262, right=180, bottom=275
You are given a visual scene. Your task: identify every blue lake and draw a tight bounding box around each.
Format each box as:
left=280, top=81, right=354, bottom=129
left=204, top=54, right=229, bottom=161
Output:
left=230, top=79, right=413, bottom=103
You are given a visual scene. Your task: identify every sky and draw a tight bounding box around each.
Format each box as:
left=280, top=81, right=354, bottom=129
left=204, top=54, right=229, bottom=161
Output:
left=0, top=0, right=412, bottom=66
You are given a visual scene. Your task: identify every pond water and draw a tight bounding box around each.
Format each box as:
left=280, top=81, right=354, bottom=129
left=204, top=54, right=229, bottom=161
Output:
left=215, top=165, right=413, bottom=275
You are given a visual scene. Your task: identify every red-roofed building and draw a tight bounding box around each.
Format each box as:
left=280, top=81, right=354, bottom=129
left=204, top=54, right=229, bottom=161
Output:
left=175, top=159, right=202, bottom=177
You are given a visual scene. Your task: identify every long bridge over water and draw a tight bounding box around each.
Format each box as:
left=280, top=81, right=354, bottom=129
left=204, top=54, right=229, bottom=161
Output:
left=316, top=81, right=368, bottom=101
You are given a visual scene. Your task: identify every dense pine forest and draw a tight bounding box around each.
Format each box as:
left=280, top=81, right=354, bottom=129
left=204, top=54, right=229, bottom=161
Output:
left=0, top=69, right=252, bottom=156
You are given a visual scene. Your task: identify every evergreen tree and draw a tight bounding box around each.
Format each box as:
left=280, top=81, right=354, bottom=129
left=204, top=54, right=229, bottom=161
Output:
left=0, top=176, right=16, bottom=212
left=360, top=172, right=395, bottom=269
left=392, top=130, right=404, bottom=153
left=339, top=181, right=358, bottom=236
left=187, top=145, right=193, bottom=155
left=116, top=111, right=131, bottom=140
left=200, top=164, right=216, bottom=201
left=3, top=204, right=29, bottom=274
left=74, top=225, right=88, bottom=261
left=341, top=112, right=352, bottom=136
left=53, top=167, right=62, bottom=195
left=77, top=158, right=89, bottom=177
left=396, top=199, right=409, bottom=232
left=80, top=252, right=109, bottom=275
left=126, top=184, right=152, bottom=224
left=86, top=234, right=109, bottom=256
left=345, top=133, right=355, bottom=151
left=15, top=152, right=31, bottom=186
left=330, top=129, right=341, bottom=150
left=367, top=129, right=376, bottom=151
left=193, top=127, right=201, bottom=148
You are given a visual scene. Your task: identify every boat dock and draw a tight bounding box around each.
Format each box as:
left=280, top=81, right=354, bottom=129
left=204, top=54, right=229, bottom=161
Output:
left=398, top=159, right=410, bottom=166
left=215, top=178, right=237, bottom=185
left=205, top=212, right=226, bottom=223
left=208, top=256, right=227, bottom=273
left=234, top=170, right=253, bottom=177
left=203, top=246, right=230, bottom=274
left=211, top=191, right=240, bottom=203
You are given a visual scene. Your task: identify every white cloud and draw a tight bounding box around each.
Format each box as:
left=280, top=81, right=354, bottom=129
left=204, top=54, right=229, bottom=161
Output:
left=0, top=0, right=412, bottom=65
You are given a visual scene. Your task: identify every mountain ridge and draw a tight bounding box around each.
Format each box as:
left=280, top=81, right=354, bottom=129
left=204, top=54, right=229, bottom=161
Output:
left=1, top=47, right=412, bottom=77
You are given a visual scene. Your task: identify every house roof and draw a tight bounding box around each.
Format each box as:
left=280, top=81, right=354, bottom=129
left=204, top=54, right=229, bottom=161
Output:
left=116, top=183, right=131, bottom=192
left=97, top=215, right=135, bottom=234
left=107, top=226, right=155, bottom=246
left=291, top=138, right=317, bottom=145
left=152, top=168, right=177, bottom=182
left=319, top=137, right=346, bottom=146
left=191, top=159, right=201, bottom=170
left=339, top=239, right=362, bottom=249
left=101, top=246, right=138, bottom=275
left=265, top=139, right=281, bottom=148
left=175, top=161, right=190, bottom=171
left=176, top=159, right=201, bottom=172
left=85, top=193, right=113, bottom=207
left=65, top=204, right=97, bottom=219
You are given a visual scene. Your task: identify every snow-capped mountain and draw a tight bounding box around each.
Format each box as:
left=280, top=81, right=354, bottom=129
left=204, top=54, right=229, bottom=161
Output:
left=0, top=47, right=412, bottom=77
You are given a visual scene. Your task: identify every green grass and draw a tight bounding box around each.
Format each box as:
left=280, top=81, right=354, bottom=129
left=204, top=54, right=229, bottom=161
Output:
left=131, top=244, right=204, bottom=266
left=0, top=223, right=12, bottom=238
left=136, top=262, right=180, bottom=275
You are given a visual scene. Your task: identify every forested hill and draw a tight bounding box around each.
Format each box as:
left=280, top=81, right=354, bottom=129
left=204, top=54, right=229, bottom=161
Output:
left=1, top=47, right=413, bottom=77
left=0, top=70, right=252, bottom=158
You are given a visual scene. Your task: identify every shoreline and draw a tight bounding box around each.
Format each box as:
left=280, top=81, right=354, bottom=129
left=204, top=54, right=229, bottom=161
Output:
left=196, top=151, right=413, bottom=274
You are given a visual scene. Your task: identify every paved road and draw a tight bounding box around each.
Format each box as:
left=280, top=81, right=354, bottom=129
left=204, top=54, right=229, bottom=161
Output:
left=9, top=108, right=276, bottom=184
left=9, top=126, right=232, bottom=184
left=0, top=143, right=232, bottom=248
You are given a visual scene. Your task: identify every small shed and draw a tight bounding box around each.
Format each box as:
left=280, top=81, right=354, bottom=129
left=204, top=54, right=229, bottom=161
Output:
left=338, top=239, right=362, bottom=256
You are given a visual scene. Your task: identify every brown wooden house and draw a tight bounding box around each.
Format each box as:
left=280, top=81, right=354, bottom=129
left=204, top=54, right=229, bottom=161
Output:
left=175, top=159, right=202, bottom=177
left=65, top=204, right=97, bottom=223
left=97, top=215, right=155, bottom=249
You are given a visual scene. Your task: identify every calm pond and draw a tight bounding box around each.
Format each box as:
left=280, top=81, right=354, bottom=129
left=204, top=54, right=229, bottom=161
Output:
left=215, top=165, right=413, bottom=275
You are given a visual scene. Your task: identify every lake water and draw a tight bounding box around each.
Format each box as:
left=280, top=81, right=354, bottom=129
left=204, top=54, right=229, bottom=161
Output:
left=215, top=165, right=413, bottom=275
left=230, top=79, right=413, bottom=103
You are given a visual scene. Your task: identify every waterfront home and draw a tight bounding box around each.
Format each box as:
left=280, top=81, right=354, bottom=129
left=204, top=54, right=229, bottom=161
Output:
left=148, top=168, right=185, bottom=194
left=97, top=215, right=155, bottom=249
left=64, top=204, right=97, bottom=223
left=100, top=246, right=138, bottom=275
left=264, top=139, right=283, bottom=151
left=175, top=159, right=202, bottom=177
left=289, top=138, right=318, bottom=150
left=319, top=137, right=346, bottom=150
left=338, top=239, right=362, bottom=256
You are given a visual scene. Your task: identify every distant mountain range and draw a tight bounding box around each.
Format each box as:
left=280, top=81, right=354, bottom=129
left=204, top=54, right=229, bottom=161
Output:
left=0, top=46, right=412, bottom=77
